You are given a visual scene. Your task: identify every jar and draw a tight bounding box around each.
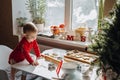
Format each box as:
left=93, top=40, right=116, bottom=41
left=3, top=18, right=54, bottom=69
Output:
left=75, top=27, right=88, bottom=42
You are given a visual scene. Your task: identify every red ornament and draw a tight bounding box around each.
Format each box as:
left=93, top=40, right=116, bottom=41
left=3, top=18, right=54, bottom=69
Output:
left=67, top=35, right=74, bottom=41
left=81, top=36, right=86, bottom=42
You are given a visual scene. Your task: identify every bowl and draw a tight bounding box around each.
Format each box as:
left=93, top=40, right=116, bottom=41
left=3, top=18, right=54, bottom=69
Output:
left=62, top=63, right=77, bottom=74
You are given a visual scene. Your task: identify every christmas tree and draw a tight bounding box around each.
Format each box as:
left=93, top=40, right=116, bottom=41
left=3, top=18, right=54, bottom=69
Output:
left=90, top=0, right=120, bottom=79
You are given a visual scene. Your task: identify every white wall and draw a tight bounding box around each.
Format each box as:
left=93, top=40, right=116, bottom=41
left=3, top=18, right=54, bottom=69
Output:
left=12, top=0, right=31, bottom=35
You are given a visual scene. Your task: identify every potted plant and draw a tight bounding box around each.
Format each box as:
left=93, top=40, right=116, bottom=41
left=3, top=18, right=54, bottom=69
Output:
left=89, top=0, right=120, bottom=80
left=16, top=17, right=27, bottom=34
left=26, top=0, right=46, bottom=32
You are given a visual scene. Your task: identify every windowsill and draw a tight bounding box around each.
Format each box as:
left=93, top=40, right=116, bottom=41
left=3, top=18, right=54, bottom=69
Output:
left=37, top=36, right=91, bottom=51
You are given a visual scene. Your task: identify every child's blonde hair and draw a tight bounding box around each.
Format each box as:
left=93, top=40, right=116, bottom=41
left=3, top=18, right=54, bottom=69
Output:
left=23, top=22, right=38, bottom=33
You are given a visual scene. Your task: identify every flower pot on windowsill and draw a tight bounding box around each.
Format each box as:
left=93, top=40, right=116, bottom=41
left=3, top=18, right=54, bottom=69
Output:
left=33, top=17, right=45, bottom=32
left=36, top=23, right=44, bottom=32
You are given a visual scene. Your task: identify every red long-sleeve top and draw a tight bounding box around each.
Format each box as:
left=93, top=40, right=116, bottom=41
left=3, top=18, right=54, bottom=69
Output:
left=9, top=37, right=41, bottom=64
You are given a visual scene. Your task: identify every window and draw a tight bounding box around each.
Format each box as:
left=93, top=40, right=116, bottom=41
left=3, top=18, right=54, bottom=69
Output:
left=12, top=0, right=99, bottom=41
left=72, top=0, right=99, bottom=30
left=44, top=0, right=99, bottom=31
left=45, top=0, right=65, bottom=27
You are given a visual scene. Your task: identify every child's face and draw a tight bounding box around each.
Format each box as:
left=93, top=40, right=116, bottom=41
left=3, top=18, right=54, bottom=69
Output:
left=25, top=32, right=37, bottom=42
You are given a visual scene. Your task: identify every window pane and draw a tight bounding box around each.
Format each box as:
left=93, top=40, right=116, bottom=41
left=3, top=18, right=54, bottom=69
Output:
left=72, top=0, right=98, bottom=30
left=45, top=0, right=65, bottom=28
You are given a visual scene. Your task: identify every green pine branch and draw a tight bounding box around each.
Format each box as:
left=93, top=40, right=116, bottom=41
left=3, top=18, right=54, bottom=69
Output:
left=90, top=0, right=120, bottom=78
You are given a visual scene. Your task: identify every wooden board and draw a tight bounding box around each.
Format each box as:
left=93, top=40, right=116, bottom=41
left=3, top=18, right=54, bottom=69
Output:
left=64, top=50, right=99, bottom=64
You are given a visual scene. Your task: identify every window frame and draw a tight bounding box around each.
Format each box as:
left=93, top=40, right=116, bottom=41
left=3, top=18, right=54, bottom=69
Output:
left=65, top=0, right=98, bottom=31
left=64, top=0, right=73, bottom=31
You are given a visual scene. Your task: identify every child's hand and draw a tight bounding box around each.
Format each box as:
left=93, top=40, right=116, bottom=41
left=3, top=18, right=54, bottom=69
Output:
left=31, top=61, right=39, bottom=66
left=41, top=54, right=45, bottom=58
left=36, top=54, right=45, bottom=60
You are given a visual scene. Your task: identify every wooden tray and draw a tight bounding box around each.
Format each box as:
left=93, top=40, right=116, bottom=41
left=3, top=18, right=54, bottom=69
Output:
left=64, top=50, right=99, bottom=64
